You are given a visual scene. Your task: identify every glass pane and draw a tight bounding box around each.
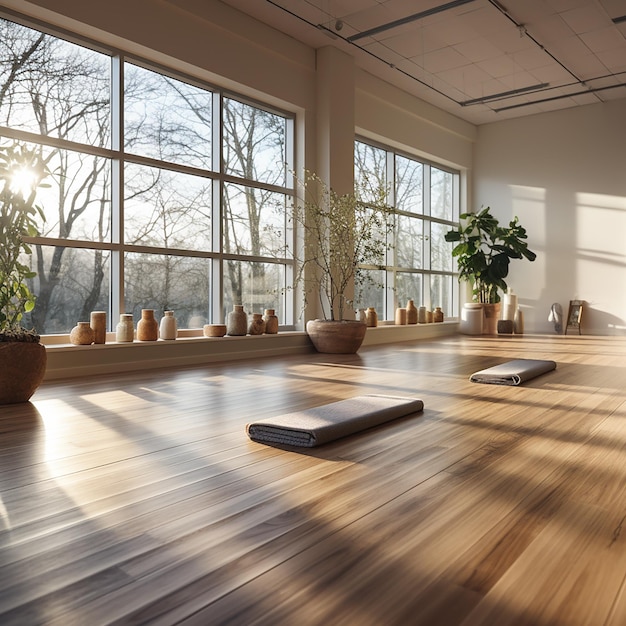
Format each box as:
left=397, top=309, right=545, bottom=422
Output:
left=430, top=222, right=453, bottom=271
left=124, top=164, right=212, bottom=249
left=430, top=274, right=453, bottom=317
left=24, top=245, right=110, bottom=334
left=124, top=252, right=210, bottom=329
left=223, top=98, right=286, bottom=186
left=354, top=269, right=386, bottom=318
left=396, top=155, right=423, bottom=214
left=124, top=63, right=212, bottom=169
left=223, top=183, right=286, bottom=256
left=0, top=18, right=110, bottom=146
left=0, top=138, right=112, bottom=243
left=223, top=261, right=286, bottom=322
left=396, top=272, right=423, bottom=308
left=431, top=168, right=454, bottom=220
left=396, top=214, right=423, bottom=269
left=355, top=141, right=387, bottom=196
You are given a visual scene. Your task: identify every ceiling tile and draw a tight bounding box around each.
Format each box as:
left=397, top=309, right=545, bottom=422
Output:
left=579, top=26, right=626, bottom=53
left=420, top=47, right=471, bottom=74
left=527, top=14, right=577, bottom=43
left=477, top=55, right=525, bottom=79
left=595, top=48, right=626, bottom=73
left=453, top=37, right=502, bottom=63
left=559, top=4, right=613, bottom=33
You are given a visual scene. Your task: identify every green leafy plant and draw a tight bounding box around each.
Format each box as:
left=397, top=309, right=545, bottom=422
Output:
left=444, top=206, right=536, bottom=304
left=288, top=170, right=392, bottom=321
left=0, top=143, right=48, bottom=342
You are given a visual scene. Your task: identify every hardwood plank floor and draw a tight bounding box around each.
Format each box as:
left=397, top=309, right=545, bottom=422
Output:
left=1, top=333, right=625, bottom=625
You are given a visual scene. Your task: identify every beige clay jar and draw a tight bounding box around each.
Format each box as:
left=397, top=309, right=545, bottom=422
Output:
left=70, top=321, right=95, bottom=345
left=137, top=309, right=159, bottom=341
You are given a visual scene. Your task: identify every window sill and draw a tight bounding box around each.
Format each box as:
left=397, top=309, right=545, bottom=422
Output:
left=41, top=322, right=459, bottom=380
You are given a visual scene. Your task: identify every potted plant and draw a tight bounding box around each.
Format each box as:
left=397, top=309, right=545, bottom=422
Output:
left=0, top=143, right=49, bottom=404
left=444, top=206, right=536, bottom=334
left=289, top=170, right=391, bottom=353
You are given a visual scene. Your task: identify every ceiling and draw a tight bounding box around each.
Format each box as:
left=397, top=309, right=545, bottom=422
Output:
left=220, top=0, right=626, bottom=125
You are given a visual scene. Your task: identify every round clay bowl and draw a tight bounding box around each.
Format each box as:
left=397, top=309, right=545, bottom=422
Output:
left=203, top=324, right=227, bottom=337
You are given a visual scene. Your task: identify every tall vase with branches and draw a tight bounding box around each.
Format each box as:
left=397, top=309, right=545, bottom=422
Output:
left=286, top=170, right=391, bottom=353
left=290, top=169, right=391, bottom=321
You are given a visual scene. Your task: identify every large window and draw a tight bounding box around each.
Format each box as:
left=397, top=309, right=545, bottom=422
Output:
left=0, top=15, right=294, bottom=334
left=354, top=140, right=460, bottom=319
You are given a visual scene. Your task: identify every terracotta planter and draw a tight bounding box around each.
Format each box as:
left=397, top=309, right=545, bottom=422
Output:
left=306, top=319, right=367, bottom=354
left=0, top=341, right=47, bottom=404
left=483, top=303, right=501, bottom=335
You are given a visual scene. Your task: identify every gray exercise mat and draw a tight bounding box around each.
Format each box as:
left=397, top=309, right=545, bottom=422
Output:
left=246, top=394, right=424, bottom=447
left=470, top=358, right=557, bottom=386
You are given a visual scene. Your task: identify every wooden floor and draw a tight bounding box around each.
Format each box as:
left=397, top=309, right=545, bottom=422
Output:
left=1, top=333, right=626, bottom=625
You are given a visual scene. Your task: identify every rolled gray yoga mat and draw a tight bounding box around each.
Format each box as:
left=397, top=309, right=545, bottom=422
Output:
left=470, top=358, right=557, bottom=386
left=246, top=394, right=424, bottom=447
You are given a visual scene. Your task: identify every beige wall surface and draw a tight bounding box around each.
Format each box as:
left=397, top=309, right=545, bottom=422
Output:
left=474, top=99, right=626, bottom=335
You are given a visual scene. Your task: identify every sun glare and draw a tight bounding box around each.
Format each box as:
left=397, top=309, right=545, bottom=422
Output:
left=9, top=165, right=39, bottom=198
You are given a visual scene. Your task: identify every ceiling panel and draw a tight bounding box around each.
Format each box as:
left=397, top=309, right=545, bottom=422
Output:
left=219, top=0, right=626, bottom=124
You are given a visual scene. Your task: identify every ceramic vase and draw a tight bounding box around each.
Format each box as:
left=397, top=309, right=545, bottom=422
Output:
left=116, top=314, right=135, bottom=342
left=90, top=310, right=107, bottom=344
left=248, top=313, right=266, bottom=335
left=70, top=321, right=95, bottom=345
left=227, top=305, right=248, bottom=336
left=406, top=299, right=418, bottom=324
left=137, top=309, right=159, bottom=341
left=159, top=310, right=177, bottom=340
left=263, top=309, right=279, bottom=334
left=395, top=307, right=407, bottom=325
left=460, top=303, right=483, bottom=335
left=365, top=307, right=378, bottom=328
left=418, top=306, right=427, bottom=324
left=434, top=307, right=444, bottom=323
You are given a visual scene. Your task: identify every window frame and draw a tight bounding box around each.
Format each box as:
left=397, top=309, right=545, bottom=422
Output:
left=0, top=10, right=297, bottom=334
left=355, top=137, right=461, bottom=320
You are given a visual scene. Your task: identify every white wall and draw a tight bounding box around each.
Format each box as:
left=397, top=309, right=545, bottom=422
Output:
left=474, top=99, right=626, bottom=335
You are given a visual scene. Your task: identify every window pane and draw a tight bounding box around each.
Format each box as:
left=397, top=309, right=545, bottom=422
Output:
left=430, top=222, right=453, bottom=271
left=223, top=98, right=286, bottom=186
left=1, top=139, right=112, bottom=243
left=223, top=183, right=286, bottom=256
left=124, top=252, right=210, bottom=328
left=396, top=214, right=423, bottom=269
left=124, top=63, right=212, bottom=169
left=0, top=19, right=110, bottom=146
left=354, top=269, right=386, bottom=315
left=26, top=246, right=110, bottom=334
left=396, top=272, right=424, bottom=308
left=223, top=261, right=285, bottom=322
left=431, top=168, right=454, bottom=220
left=430, top=274, right=453, bottom=317
left=355, top=141, right=386, bottom=193
left=396, top=156, right=423, bottom=214
left=124, top=164, right=212, bottom=249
